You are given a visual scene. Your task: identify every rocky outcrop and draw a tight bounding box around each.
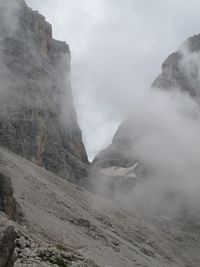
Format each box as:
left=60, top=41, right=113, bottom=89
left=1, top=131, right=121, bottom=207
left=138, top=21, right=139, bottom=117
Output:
left=0, top=212, right=99, bottom=267
left=152, top=33, right=200, bottom=96
left=93, top=119, right=137, bottom=169
left=0, top=173, right=22, bottom=223
left=14, top=236, right=100, bottom=267
left=0, top=0, right=88, bottom=182
left=0, top=222, right=18, bottom=267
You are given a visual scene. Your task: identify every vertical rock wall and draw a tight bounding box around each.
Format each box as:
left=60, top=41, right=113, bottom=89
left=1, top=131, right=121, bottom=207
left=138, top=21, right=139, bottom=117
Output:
left=0, top=0, right=88, bottom=182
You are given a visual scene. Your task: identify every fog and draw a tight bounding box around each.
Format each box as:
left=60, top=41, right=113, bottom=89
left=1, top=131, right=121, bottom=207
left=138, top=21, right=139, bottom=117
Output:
left=0, top=1, right=21, bottom=104
left=0, top=0, right=75, bottom=128
left=94, top=88, right=200, bottom=219
left=92, top=42, right=200, bottom=219
left=26, top=0, right=200, bottom=160
left=122, top=89, right=200, bottom=217
left=5, top=0, right=200, bottom=217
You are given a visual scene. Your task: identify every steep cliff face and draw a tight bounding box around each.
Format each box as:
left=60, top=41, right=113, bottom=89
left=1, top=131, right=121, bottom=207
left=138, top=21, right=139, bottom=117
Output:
left=0, top=0, right=88, bottom=182
left=152, top=33, right=200, bottom=96
left=94, top=34, right=200, bottom=169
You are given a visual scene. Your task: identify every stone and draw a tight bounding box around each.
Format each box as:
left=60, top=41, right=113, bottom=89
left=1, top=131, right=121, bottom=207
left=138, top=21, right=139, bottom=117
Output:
left=0, top=226, right=18, bottom=267
left=152, top=33, right=200, bottom=97
left=16, top=237, right=26, bottom=249
left=0, top=0, right=89, bottom=183
left=0, top=173, right=22, bottom=222
left=111, top=240, right=120, bottom=246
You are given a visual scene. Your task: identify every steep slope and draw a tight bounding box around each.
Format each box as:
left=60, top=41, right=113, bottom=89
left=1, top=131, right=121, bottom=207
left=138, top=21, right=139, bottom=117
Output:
left=1, top=146, right=200, bottom=266
left=0, top=0, right=88, bottom=182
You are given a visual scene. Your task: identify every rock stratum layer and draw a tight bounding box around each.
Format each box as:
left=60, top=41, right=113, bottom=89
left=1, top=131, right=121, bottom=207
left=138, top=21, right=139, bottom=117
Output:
left=0, top=0, right=88, bottom=182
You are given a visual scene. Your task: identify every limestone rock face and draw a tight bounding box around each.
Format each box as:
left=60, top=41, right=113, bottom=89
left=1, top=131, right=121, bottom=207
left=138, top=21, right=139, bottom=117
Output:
left=0, top=0, right=88, bottom=182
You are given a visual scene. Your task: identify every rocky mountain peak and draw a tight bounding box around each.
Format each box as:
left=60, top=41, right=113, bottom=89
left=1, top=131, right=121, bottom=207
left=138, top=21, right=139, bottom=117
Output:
left=152, top=33, right=200, bottom=97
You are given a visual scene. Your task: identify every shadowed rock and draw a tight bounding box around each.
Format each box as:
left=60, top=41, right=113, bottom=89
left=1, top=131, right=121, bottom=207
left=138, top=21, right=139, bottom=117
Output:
left=0, top=173, right=22, bottom=223
left=0, top=226, right=18, bottom=267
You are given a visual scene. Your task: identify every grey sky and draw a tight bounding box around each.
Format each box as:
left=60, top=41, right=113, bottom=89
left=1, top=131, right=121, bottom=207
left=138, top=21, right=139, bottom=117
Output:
left=26, top=0, right=200, bottom=160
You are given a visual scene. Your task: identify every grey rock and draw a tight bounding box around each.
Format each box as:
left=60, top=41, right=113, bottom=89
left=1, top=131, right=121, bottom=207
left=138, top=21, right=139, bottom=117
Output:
left=93, top=119, right=138, bottom=170
left=0, top=0, right=88, bottom=182
left=0, top=173, right=22, bottom=222
left=152, top=33, right=200, bottom=97
left=2, top=146, right=199, bottom=267
left=13, top=236, right=100, bottom=267
left=16, top=237, right=26, bottom=249
left=0, top=225, right=18, bottom=267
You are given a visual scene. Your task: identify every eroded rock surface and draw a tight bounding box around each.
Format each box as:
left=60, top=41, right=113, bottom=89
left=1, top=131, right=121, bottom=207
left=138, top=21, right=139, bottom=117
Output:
left=0, top=0, right=88, bottom=182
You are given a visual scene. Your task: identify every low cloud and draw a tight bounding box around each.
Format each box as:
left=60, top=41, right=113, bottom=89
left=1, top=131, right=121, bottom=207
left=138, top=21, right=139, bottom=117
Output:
left=26, top=0, right=200, bottom=159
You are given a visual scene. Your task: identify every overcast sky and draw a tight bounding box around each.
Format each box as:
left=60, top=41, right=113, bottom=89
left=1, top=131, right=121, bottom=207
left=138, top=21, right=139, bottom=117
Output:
left=26, top=0, right=200, bottom=160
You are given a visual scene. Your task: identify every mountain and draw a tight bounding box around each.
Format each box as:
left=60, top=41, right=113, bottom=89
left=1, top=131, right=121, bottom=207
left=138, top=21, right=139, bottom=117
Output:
left=93, top=33, right=200, bottom=171
left=152, top=33, right=200, bottom=96
left=0, top=0, right=88, bottom=182
left=93, top=118, right=137, bottom=169
left=1, top=1, right=200, bottom=266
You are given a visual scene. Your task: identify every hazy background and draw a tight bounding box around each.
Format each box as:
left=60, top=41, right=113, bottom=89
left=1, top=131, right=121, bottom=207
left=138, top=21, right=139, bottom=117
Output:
left=26, top=0, right=200, bottom=160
